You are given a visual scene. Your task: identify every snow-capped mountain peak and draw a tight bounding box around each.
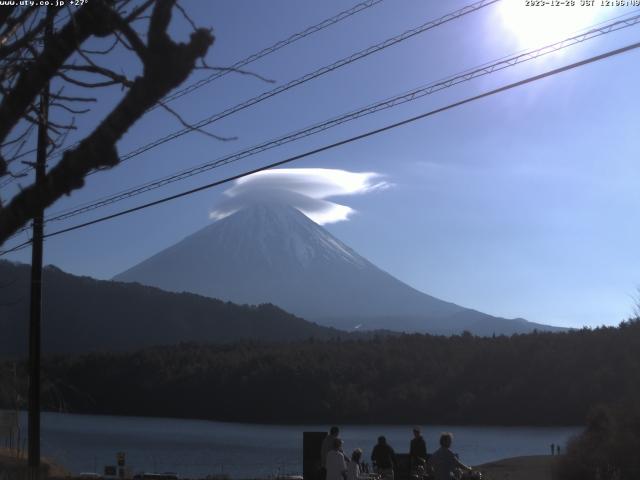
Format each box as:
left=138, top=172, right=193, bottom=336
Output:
left=114, top=203, right=561, bottom=335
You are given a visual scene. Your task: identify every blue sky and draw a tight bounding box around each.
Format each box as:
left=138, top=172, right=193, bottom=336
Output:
left=2, top=0, right=640, bottom=328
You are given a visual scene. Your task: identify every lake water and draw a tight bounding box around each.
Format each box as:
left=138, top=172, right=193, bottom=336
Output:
left=16, top=412, right=581, bottom=478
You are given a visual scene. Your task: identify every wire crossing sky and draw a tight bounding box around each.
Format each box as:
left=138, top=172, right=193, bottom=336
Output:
left=0, top=0, right=385, bottom=189
left=2, top=34, right=638, bottom=257
left=2, top=0, right=639, bottom=329
left=1, top=34, right=637, bottom=258
left=3, top=0, right=502, bottom=241
left=36, top=11, right=640, bottom=227
left=101, top=0, right=500, bottom=173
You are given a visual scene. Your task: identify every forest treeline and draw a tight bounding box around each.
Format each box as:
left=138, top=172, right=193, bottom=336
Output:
left=2, top=319, right=640, bottom=426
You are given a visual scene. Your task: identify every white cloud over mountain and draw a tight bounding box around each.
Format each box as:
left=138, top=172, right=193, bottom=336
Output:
left=210, top=168, right=390, bottom=225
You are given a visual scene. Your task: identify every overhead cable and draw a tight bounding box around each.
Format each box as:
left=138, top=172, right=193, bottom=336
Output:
left=2, top=38, right=638, bottom=255
left=43, top=12, right=640, bottom=224
left=0, top=0, right=385, bottom=188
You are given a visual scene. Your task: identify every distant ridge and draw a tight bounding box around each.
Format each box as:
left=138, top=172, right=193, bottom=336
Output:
left=115, top=203, right=563, bottom=335
left=0, top=260, right=344, bottom=357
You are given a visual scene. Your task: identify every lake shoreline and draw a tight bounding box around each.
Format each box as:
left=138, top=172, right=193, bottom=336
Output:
left=22, top=408, right=584, bottom=429
left=13, top=411, right=580, bottom=478
left=477, top=455, right=558, bottom=480
left=1, top=449, right=559, bottom=480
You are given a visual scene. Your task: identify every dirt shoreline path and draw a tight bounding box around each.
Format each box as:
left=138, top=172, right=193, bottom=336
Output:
left=476, top=455, right=558, bottom=480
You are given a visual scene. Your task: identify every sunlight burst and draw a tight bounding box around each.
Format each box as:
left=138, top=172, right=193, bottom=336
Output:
left=498, top=2, right=608, bottom=47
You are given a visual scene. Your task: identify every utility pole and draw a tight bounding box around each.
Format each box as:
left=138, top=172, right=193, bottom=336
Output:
left=28, top=11, right=52, bottom=480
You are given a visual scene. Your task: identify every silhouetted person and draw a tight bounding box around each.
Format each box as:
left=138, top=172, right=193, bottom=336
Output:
left=321, top=427, right=340, bottom=480
left=427, top=433, right=471, bottom=480
left=326, top=438, right=348, bottom=480
left=347, top=448, right=364, bottom=480
left=550, top=443, right=555, bottom=456
left=410, top=427, right=428, bottom=470
left=557, top=445, right=561, bottom=455
left=371, top=436, right=396, bottom=480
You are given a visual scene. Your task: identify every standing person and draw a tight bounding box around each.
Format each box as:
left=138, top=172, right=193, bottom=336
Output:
left=371, top=436, right=397, bottom=480
left=550, top=443, right=555, bottom=456
left=347, top=448, right=364, bottom=480
left=428, top=433, right=472, bottom=480
left=410, top=427, right=428, bottom=470
left=321, top=427, right=340, bottom=480
left=326, top=438, right=348, bottom=480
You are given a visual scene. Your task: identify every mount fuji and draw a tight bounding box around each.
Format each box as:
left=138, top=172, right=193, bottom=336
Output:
left=114, top=203, right=561, bottom=335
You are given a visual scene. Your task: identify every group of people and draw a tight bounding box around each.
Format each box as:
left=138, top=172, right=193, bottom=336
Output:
left=320, top=426, right=473, bottom=480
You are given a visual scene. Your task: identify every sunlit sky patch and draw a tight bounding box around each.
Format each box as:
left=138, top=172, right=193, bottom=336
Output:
left=498, top=2, right=615, bottom=48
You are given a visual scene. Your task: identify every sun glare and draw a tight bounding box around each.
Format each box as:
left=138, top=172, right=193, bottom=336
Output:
left=499, top=2, right=609, bottom=48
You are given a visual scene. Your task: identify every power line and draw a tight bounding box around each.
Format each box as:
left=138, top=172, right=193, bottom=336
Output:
left=0, top=239, right=31, bottom=256
left=0, top=0, right=385, bottom=189
left=6, top=0, right=505, bottom=229
left=4, top=9, right=639, bottom=247
left=41, top=12, right=640, bottom=224
left=157, top=0, right=385, bottom=107
left=89, top=0, right=500, bottom=172
left=0, top=163, right=30, bottom=189
left=2, top=38, right=638, bottom=256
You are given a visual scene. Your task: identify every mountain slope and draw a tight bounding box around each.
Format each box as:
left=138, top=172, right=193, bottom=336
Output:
left=115, top=203, right=562, bottom=335
left=0, top=260, right=344, bottom=357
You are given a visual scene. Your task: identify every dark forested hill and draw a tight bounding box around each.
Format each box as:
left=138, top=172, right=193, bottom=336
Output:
left=7, top=319, right=639, bottom=426
left=0, top=260, right=344, bottom=357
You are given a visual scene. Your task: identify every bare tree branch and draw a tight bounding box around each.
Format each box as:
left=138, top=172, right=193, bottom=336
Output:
left=174, top=2, right=197, bottom=31
left=0, top=8, right=14, bottom=33
left=0, top=0, right=214, bottom=244
left=124, top=0, right=156, bottom=22
left=49, top=93, right=97, bottom=103
left=115, top=15, right=147, bottom=58
left=57, top=70, right=130, bottom=89
left=80, top=37, right=119, bottom=55
left=0, top=11, right=50, bottom=61
left=1, top=124, right=33, bottom=148
left=51, top=102, right=91, bottom=115
left=0, top=8, right=36, bottom=47
left=157, top=100, right=236, bottom=142
left=0, top=1, right=118, bottom=145
left=196, top=61, right=275, bottom=84
left=61, top=64, right=133, bottom=87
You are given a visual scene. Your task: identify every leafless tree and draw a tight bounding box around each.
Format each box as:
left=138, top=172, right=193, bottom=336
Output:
left=0, top=0, right=216, bottom=245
